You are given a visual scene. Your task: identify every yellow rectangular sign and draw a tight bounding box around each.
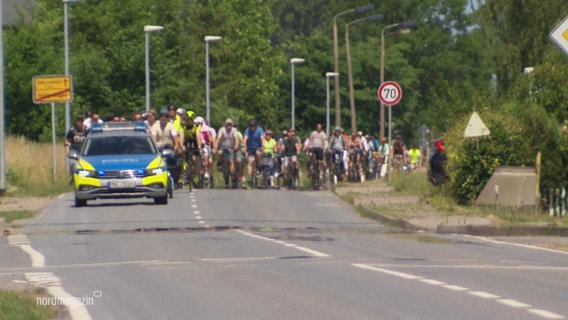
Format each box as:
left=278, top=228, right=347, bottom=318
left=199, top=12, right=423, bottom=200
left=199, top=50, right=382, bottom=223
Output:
left=33, top=75, right=72, bottom=104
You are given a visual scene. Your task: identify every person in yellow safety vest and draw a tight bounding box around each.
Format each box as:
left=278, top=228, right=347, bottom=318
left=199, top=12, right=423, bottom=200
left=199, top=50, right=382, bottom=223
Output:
left=408, top=145, right=421, bottom=170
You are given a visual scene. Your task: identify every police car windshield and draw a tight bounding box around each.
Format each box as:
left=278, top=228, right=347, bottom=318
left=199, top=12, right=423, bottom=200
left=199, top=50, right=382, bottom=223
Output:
left=83, top=135, right=157, bottom=156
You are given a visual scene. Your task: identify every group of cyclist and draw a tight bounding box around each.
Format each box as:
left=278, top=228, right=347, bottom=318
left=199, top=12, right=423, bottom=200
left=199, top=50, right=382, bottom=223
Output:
left=66, top=106, right=421, bottom=189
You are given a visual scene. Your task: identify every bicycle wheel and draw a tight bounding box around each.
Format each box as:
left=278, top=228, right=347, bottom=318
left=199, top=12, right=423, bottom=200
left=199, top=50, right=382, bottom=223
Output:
left=195, top=157, right=204, bottom=189
left=223, top=155, right=230, bottom=188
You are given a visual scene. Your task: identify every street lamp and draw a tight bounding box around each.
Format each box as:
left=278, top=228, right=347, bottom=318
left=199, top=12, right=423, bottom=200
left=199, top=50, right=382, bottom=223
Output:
left=380, top=20, right=418, bottom=140
left=380, top=20, right=418, bottom=182
left=205, top=35, right=222, bottom=124
left=332, top=4, right=374, bottom=128
left=144, top=25, right=164, bottom=113
left=63, top=0, right=80, bottom=132
left=345, top=14, right=384, bottom=133
left=290, top=58, right=305, bottom=129
left=325, top=72, right=339, bottom=136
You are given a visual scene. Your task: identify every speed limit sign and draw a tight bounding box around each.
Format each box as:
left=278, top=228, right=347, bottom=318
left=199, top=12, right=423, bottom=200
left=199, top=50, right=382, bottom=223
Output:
left=377, top=81, right=402, bottom=105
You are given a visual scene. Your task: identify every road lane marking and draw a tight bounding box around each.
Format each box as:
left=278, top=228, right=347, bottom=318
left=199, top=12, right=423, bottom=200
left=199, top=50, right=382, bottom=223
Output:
left=469, top=291, right=501, bottom=299
left=419, top=279, right=446, bottom=286
left=26, top=272, right=93, bottom=320
left=234, top=229, right=331, bottom=258
left=529, top=309, right=566, bottom=319
left=351, top=264, right=422, bottom=280
left=465, top=235, right=568, bottom=256
left=442, top=284, right=469, bottom=291
left=351, top=263, right=565, bottom=319
left=8, top=235, right=45, bottom=268
left=498, top=299, right=531, bottom=308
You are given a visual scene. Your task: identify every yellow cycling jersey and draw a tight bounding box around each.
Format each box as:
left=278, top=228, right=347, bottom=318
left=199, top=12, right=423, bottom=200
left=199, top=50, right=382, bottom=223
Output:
left=184, top=123, right=199, bottom=143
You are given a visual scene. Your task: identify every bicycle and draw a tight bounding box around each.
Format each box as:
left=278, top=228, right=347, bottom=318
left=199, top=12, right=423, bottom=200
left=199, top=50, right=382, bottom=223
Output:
left=183, top=143, right=200, bottom=192
left=329, top=150, right=343, bottom=190
left=283, top=157, right=299, bottom=190
left=220, top=147, right=238, bottom=189
left=309, top=152, right=320, bottom=190
left=347, top=150, right=360, bottom=182
left=259, top=153, right=274, bottom=189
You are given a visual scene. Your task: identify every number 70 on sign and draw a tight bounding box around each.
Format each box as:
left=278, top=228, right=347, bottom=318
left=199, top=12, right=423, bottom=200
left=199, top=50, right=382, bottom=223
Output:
left=377, top=81, right=402, bottom=106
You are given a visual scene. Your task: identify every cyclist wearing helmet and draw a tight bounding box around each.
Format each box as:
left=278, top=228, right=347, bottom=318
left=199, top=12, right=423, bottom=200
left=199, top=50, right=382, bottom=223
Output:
left=195, top=116, right=213, bottom=180
left=214, top=118, right=239, bottom=187
left=261, top=129, right=278, bottom=185
left=327, top=126, right=347, bottom=179
left=243, top=119, right=265, bottom=183
left=307, top=123, right=327, bottom=180
left=282, top=128, right=301, bottom=179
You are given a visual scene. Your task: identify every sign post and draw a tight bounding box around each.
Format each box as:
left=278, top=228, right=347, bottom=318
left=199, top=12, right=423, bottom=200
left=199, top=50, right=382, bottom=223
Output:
left=378, top=81, right=402, bottom=182
left=33, top=75, right=73, bottom=181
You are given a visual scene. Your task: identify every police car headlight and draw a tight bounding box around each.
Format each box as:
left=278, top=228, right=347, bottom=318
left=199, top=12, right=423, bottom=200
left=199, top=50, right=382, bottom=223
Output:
left=77, top=169, right=96, bottom=177
left=148, top=168, right=164, bottom=175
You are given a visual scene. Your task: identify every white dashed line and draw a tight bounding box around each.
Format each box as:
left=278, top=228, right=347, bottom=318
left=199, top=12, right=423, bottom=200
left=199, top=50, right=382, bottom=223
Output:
left=469, top=291, right=501, bottom=299
left=442, top=284, right=469, bottom=291
left=235, top=229, right=331, bottom=258
left=528, top=309, right=566, bottom=319
left=419, top=279, right=446, bottom=286
left=498, top=299, right=531, bottom=308
left=351, top=263, right=565, bottom=319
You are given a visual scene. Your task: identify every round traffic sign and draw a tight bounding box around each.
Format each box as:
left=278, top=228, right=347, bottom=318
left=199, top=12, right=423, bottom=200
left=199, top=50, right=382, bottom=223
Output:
left=377, top=81, right=402, bottom=106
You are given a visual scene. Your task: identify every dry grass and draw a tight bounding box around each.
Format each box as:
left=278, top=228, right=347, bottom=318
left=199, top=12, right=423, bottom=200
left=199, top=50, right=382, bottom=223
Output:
left=5, top=136, right=70, bottom=196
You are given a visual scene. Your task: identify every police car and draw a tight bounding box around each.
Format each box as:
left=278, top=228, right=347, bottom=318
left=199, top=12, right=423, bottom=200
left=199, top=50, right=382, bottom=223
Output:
left=69, top=122, right=170, bottom=207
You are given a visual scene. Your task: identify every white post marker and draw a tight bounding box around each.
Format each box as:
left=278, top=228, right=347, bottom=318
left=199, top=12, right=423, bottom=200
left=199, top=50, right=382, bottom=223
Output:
left=377, top=81, right=402, bottom=182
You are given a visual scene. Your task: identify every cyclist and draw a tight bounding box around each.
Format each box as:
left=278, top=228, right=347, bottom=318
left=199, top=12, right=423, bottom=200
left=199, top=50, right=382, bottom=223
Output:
left=65, top=115, right=88, bottom=179
left=327, top=126, right=347, bottom=180
left=377, top=137, right=390, bottom=177
left=348, top=131, right=363, bottom=181
left=195, top=116, right=213, bottom=181
left=408, top=144, right=421, bottom=170
left=182, top=111, right=200, bottom=185
left=232, top=123, right=245, bottom=187
left=261, top=129, right=278, bottom=186
left=281, top=128, right=302, bottom=186
left=307, top=123, right=327, bottom=180
left=151, top=109, right=181, bottom=152
left=392, top=135, right=406, bottom=172
left=275, top=130, right=288, bottom=177
left=243, top=119, right=265, bottom=185
left=214, top=118, right=239, bottom=188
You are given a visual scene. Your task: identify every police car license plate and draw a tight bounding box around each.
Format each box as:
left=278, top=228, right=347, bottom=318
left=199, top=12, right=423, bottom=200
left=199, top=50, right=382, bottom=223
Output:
left=108, top=181, right=135, bottom=189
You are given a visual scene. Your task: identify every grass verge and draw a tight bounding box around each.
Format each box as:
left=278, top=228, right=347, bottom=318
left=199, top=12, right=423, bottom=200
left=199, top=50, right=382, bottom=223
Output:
left=5, top=136, right=70, bottom=197
left=390, top=170, right=568, bottom=226
left=0, top=210, right=35, bottom=224
left=0, top=289, right=58, bottom=320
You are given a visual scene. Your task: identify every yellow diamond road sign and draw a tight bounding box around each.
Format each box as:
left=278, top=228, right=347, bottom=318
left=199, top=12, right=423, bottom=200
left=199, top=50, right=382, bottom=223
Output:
left=33, top=75, right=72, bottom=104
left=550, top=15, right=568, bottom=56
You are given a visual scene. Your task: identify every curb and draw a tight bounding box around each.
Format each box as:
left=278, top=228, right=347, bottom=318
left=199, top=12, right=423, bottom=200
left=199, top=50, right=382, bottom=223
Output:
left=359, top=206, right=421, bottom=231
left=359, top=205, right=568, bottom=237
left=436, top=224, right=568, bottom=237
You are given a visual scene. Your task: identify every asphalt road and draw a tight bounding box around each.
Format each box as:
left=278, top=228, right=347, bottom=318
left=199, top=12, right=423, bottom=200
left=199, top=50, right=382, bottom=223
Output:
left=1, top=188, right=568, bottom=320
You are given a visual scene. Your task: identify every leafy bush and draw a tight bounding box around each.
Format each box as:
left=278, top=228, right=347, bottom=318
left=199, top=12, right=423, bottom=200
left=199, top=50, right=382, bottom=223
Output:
left=444, top=98, right=566, bottom=205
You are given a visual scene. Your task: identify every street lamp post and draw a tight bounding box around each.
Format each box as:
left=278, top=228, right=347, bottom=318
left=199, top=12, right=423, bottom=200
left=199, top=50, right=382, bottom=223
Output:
left=144, top=25, right=164, bottom=113
left=63, top=0, right=80, bottom=132
left=345, top=14, right=384, bottom=133
left=380, top=20, right=418, bottom=182
left=205, top=35, right=222, bottom=124
left=332, top=4, right=374, bottom=128
left=290, top=58, right=305, bottom=129
left=325, top=72, right=339, bottom=136
left=380, top=20, right=418, bottom=140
